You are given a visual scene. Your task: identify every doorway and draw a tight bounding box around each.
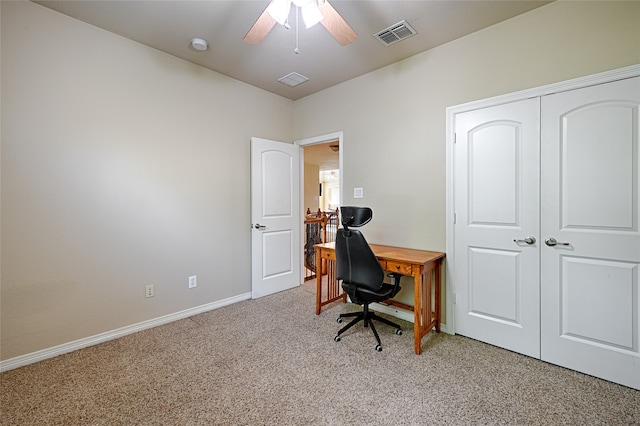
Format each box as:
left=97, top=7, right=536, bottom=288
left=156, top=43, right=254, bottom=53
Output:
left=296, top=132, right=343, bottom=284
left=303, top=143, right=340, bottom=213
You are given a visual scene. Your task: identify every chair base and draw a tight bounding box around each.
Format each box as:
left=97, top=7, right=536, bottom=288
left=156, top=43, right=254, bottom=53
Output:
left=334, top=304, right=402, bottom=351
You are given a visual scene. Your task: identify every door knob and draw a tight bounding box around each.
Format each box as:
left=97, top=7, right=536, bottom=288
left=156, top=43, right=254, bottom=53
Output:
left=254, top=223, right=266, bottom=230
left=513, top=236, right=536, bottom=245
left=544, top=237, right=570, bottom=247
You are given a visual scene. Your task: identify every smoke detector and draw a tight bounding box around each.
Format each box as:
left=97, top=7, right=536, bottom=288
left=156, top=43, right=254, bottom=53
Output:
left=190, top=38, right=209, bottom=51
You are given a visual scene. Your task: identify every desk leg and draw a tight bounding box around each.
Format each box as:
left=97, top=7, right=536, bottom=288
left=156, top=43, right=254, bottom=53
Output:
left=435, top=259, right=442, bottom=333
left=413, top=262, right=441, bottom=355
left=315, top=249, right=322, bottom=315
left=413, top=271, right=428, bottom=355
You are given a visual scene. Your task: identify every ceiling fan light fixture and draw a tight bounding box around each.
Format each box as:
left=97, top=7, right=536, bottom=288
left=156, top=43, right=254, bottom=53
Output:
left=269, top=0, right=322, bottom=29
left=301, top=2, right=323, bottom=28
left=244, top=0, right=356, bottom=46
left=268, top=0, right=292, bottom=26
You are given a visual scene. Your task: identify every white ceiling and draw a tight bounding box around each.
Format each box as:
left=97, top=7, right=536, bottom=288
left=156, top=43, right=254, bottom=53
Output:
left=34, top=0, right=550, bottom=101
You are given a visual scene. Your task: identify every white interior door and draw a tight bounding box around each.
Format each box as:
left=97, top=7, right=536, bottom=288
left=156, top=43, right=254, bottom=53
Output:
left=540, top=77, right=640, bottom=389
left=251, top=137, right=301, bottom=299
left=454, top=98, right=541, bottom=357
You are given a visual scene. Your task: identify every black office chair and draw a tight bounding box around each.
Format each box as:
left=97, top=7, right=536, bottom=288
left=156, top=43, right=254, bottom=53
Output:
left=333, top=206, right=403, bottom=352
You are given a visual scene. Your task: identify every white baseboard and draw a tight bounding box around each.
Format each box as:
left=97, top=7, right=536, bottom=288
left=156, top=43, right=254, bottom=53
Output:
left=0, top=292, right=251, bottom=373
left=371, top=302, right=449, bottom=334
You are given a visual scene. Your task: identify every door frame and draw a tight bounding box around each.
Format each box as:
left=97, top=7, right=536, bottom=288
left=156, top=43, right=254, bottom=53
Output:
left=295, top=131, right=344, bottom=284
left=445, top=64, right=640, bottom=335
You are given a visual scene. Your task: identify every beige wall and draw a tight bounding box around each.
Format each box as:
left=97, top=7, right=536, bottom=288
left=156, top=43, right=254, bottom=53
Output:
left=293, top=0, right=640, bottom=252
left=2, top=0, right=639, bottom=362
left=304, top=163, right=320, bottom=213
left=1, top=1, right=293, bottom=360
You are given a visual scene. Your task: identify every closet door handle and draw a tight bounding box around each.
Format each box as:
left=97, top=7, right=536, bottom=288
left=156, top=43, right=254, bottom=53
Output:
left=514, top=236, right=536, bottom=245
left=544, top=237, right=570, bottom=247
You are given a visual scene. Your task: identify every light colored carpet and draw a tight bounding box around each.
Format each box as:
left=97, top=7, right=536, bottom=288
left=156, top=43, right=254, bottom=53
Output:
left=1, top=282, right=639, bottom=425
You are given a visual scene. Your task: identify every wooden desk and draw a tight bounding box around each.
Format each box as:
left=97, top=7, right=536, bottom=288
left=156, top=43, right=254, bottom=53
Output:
left=314, top=242, right=445, bottom=355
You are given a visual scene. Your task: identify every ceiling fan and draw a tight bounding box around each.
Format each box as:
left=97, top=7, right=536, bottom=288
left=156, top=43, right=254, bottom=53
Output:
left=243, top=0, right=357, bottom=46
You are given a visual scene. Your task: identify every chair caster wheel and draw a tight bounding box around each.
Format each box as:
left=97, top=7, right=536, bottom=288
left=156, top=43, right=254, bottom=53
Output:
left=395, top=329, right=402, bottom=335
left=375, top=344, right=382, bottom=352
left=334, top=335, right=341, bottom=342
left=336, top=317, right=342, bottom=323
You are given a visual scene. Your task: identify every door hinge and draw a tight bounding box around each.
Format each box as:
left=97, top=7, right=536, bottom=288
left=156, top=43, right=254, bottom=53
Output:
left=453, top=213, right=457, bottom=224
left=453, top=293, right=457, bottom=304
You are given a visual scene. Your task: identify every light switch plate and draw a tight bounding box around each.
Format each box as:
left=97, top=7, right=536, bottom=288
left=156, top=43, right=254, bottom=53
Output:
left=354, top=187, right=363, bottom=198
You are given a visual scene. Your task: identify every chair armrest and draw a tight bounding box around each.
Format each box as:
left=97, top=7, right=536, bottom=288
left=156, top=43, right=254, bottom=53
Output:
left=387, top=272, right=403, bottom=293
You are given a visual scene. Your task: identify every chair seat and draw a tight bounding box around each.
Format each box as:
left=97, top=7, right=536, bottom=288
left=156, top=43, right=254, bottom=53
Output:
left=341, top=282, right=398, bottom=304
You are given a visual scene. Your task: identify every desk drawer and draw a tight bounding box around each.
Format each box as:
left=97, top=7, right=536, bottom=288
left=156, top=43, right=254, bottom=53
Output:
left=385, top=260, right=412, bottom=275
left=321, top=250, right=336, bottom=261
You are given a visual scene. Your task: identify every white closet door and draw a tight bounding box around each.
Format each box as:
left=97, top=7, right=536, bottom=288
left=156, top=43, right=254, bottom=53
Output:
left=540, top=77, right=640, bottom=390
left=454, top=98, right=541, bottom=358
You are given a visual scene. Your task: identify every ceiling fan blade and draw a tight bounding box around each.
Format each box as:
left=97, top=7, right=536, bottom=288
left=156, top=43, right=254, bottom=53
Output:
left=243, top=5, right=277, bottom=44
left=318, top=1, right=357, bottom=46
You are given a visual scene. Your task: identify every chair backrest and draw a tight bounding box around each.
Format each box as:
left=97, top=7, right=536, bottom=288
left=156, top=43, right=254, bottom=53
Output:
left=340, top=206, right=373, bottom=228
left=335, top=207, right=384, bottom=290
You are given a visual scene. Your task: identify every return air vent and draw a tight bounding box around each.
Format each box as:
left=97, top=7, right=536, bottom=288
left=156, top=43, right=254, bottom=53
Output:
left=278, top=72, right=309, bottom=87
left=374, top=20, right=417, bottom=46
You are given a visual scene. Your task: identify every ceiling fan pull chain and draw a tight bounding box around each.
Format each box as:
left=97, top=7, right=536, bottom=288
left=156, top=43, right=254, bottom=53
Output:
left=294, top=6, right=300, bottom=54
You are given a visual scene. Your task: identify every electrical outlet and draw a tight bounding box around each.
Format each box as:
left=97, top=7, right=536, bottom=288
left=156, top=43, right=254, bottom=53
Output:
left=145, top=284, right=154, bottom=298
left=188, top=275, right=197, bottom=289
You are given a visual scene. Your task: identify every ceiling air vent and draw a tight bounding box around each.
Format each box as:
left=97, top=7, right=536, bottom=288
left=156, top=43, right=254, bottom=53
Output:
left=374, top=20, right=417, bottom=46
left=278, top=72, right=309, bottom=87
